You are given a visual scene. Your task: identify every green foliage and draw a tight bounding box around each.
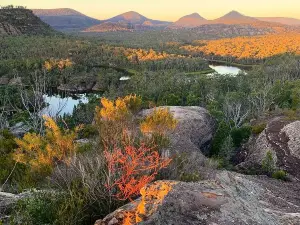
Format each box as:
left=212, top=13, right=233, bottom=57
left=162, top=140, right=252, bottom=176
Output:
left=211, top=121, right=231, bottom=156
left=77, top=142, right=94, bottom=154
left=179, top=172, right=202, bottom=182
left=79, top=125, right=98, bottom=139
left=10, top=191, right=63, bottom=225
left=272, top=170, right=288, bottom=181
left=262, top=150, right=276, bottom=175
left=230, top=126, right=251, bottom=147
left=0, top=129, right=34, bottom=190
left=219, top=135, right=235, bottom=165
left=252, top=123, right=266, bottom=135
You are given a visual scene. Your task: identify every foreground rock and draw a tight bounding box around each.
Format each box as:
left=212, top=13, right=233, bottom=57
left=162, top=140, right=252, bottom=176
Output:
left=142, top=106, right=216, bottom=158
left=142, top=106, right=216, bottom=179
left=0, top=192, right=19, bottom=221
left=238, top=117, right=300, bottom=179
left=96, top=171, right=300, bottom=225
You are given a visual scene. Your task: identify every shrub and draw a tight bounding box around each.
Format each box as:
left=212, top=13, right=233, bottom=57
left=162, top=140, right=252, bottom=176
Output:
left=262, top=150, right=276, bottom=175
left=272, top=170, right=288, bottom=181
left=179, top=172, right=202, bottom=182
left=211, top=121, right=231, bottom=156
left=140, top=108, right=178, bottom=136
left=230, top=126, right=251, bottom=147
left=219, top=135, right=235, bottom=165
left=10, top=191, right=63, bottom=225
left=13, top=116, right=81, bottom=173
left=79, top=124, right=98, bottom=139
left=104, top=134, right=171, bottom=201
left=251, top=123, right=266, bottom=135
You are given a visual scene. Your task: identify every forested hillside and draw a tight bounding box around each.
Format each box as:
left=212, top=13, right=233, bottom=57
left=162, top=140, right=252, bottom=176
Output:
left=32, top=8, right=101, bottom=31
left=0, top=6, right=56, bottom=35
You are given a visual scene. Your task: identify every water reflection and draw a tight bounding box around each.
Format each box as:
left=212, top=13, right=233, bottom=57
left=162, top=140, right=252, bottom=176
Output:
left=209, top=65, right=241, bottom=76
left=42, top=94, right=90, bottom=116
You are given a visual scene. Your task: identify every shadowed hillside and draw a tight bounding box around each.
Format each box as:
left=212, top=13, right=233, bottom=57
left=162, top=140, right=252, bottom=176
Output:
left=0, top=6, right=56, bottom=35
left=32, top=8, right=101, bottom=31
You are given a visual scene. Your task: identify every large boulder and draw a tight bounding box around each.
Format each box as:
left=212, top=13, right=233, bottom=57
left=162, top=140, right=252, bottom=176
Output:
left=95, top=171, right=300, bottom=225
left=141, top=106, right=216, bottom=176
left=141, top=106, right=216, bottom=156
left=238, top=117, right=300, bottom=179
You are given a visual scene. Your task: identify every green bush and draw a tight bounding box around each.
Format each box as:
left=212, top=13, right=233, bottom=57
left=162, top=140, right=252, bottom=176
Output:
left=211, top=121, right=231, bottom=156
left=252, top=123, right=266, bottom=135
left=272, top=170, right=288, bottom=181
left=179, top=172, right=202, bottom=182
left=10, top=191, right=63, bottom=225
left=230, top=126, right=251, bottom=147
left=77, top=142, right=94, bottom=154
left=262, top=150, right=276, bottom=175
left=79, top=124, right=98, bottom=139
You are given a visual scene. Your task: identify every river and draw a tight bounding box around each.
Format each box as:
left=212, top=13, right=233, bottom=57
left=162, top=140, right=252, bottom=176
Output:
left=43, top=64, right=242, bottom=116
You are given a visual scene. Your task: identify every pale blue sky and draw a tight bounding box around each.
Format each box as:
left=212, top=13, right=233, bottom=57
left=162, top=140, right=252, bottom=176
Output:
left=2, top=0, right=300, bottom=21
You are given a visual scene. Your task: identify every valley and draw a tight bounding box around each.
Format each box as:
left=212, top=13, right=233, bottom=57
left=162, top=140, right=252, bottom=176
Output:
left=1, top=4, right=300, bottom=225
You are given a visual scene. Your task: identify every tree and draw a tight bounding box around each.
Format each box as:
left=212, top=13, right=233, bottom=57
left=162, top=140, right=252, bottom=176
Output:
left=223, top=92, right=249, bottom=128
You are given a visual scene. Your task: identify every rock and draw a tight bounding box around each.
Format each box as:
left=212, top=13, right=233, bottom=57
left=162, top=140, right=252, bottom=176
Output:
left=58, top=80, right=96, bottom=93
left=92, top=82, right=106, bottom=92
left=8, top=77, right=22, bottom=85
left=0, top=192, right=19, bottom=221
left=141, top=106, right=216, bottom=155
left=9, top=122, right=30, bottom=138
left=238, top=117, right=300, bottom=179
left=0, top=77, right=10, bottom=85
left=96, top=171, right=300, bottom=225
left=141, top=106, right=216, bottom=175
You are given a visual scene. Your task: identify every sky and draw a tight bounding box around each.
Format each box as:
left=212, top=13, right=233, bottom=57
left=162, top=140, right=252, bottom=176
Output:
left=2, top=0, right=300, bottom=21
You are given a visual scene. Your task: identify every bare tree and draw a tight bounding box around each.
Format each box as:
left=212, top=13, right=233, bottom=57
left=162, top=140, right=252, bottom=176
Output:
left=248, top=82, right=275, bottom=117
left=18, top=70, right=47, bottom=134
left=223, top=92, right=249, bottom=128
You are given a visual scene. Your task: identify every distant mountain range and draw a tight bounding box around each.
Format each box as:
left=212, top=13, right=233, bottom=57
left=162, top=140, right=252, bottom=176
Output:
left=30, top=8, right=300, bottom=32
left=256, top=17, right=300, bottom=26
left=31, top=8, right=101, bottom=31
left=83, top=11, right=170, bottom=32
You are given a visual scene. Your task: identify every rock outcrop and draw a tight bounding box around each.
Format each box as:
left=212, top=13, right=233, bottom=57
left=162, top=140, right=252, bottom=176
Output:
left=96, top=171, right=300, bottom=225
left=57, top=80, right=96, bottom=93
left=142, top=106, right=216, bottom=161
left=0, top=192, right=19, bottom=222
left=238, top=117, right=300, bottom=179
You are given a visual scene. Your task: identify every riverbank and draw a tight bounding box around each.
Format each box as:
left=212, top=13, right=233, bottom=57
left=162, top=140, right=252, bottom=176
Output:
left=208, top=60, right=258, bottom=70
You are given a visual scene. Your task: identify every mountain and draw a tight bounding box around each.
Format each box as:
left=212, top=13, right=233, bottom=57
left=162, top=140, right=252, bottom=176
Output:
left=0, top=7, right=56, bottom=36
left=256, top=17, right=300, bottom=26
left=170, top=13, right=208, bottom=28
left=103, top=11, right=169, bottom=26
left=31, top=8, right=101, bottom=31
left=83, top=11, right=170, bottom=32
left=213, top=10, right=258, bottom=24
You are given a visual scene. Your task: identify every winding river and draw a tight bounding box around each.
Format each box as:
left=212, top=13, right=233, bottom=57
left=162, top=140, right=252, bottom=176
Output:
left=43, top=64, right=242, bottom=116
